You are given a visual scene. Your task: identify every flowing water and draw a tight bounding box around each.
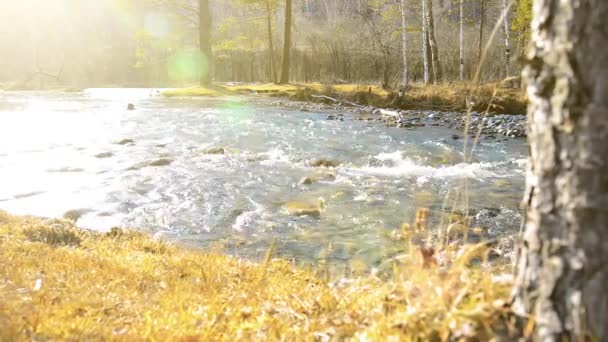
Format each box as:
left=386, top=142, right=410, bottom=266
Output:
left=0, top=89, right=527, bottom=268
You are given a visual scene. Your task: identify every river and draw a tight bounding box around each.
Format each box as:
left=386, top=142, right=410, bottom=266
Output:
left=0, top=88, right=527, bottom=268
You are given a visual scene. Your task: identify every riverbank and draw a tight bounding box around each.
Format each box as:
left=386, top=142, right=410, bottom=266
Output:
left=163, top=82, right=527, bottom=115
left=164, top=82, right=528, bottom=138
left=1, top=210, right=519, bottom=340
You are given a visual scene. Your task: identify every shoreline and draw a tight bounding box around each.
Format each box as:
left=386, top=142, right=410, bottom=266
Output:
left=253, top=96, right=528, bottom=139
left=162, top=82, right=528, bottom=139
left=1, top=83, right=528, bottom=139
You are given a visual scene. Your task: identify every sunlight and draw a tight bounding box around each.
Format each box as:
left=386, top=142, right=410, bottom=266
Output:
left=144, top=11, right=170, bottom=38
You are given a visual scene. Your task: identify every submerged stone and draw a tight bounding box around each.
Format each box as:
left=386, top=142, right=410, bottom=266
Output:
left=148, top=159, right=173, bottom=167
left=309, top=159, right=340, bottom=168
left=204, top=147, right=225, bottom=155
left=95, top=152, right=114, bottom=159
left=116, top=139, right=135, bottom=145
left=63, top=209, right=93, bottom=223
left=285, top=198, right=325, bottom=218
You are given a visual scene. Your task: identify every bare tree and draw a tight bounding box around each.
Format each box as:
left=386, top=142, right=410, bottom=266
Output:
left=502, top=0, right=511, bottom=77
left=399, top=0, right=409, bottom=87
left=421, top=0, right=430, bottom=84
left=459, top=0, right=464, bottom=81
left=476, top=0, right=485, bottom=81
left=513, top=0, right=608, bottom=339
left=279, top=0, right=292, bottom=84
left=425, top=0, right=441, bottom=83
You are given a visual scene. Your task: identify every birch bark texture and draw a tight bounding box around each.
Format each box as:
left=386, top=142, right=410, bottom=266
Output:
left=459, top=0, right=464, bottom=81
left=477, top=0, right=485, bottom=77
left=421, top=0, right=430, bottom=84
left=513, top=0, right=608, bottom=339
left=425, top=0, right=441, bottom=83
left=502, top=0, right=511, bottom=77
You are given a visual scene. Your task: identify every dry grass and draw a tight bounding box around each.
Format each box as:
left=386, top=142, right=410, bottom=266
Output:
left=0, top=210, right=518, bottom=340
left=392, top=83, right=526, bottom=114
left=163, top=82, right=525, bottom=114
left=162, top=86, right=226, bottom=97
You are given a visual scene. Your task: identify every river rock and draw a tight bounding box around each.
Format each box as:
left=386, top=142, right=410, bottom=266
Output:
left=309, top=159, right=340, bottom=168
left=299, top=177, right=314, bottom=185
left=95, top=152, right=114, bottom=159
left=148, top=159, right=173, bottom=167
left=285, top=198, right=325, bottom=218
left=117, top=139, right=135, bottom=145
left=204, top=147, right=225, bottom=155
left=63, top=209, right=93, bottom=222
left=368, top=157, right=395, bottom=168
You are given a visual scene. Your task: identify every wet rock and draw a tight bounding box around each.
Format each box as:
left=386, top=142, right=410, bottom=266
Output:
left=299, top=177, right=314, bottom=185
left=299, top=172, right=336, bottom=186
left=368, top=157, right=395, bottom=168
left=475, top=208, right=501, bottom=220
left=204, top=147, right=225, bottom=155
left=285, top=198, right=325, bottom=218
left=63, top=209, right=93, bottom=223
left=95, top=152, right=114, bottom=159
left=127, top=103, right=135, bottom=110
left=309, top=159, right=340, bottom=168
left=117, top=139, right=135, bottom=145
left=148, top=159, right=173, bottom=167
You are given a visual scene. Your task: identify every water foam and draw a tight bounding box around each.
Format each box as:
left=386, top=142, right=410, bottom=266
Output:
left=352, top=151, right=498, bottom=180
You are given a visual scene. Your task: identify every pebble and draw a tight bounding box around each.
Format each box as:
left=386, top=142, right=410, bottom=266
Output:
left=253, top=98, right=527, bottom=139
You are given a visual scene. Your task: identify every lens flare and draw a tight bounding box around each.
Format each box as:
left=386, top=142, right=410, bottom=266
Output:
left=167, top=49, right=209, bottom=82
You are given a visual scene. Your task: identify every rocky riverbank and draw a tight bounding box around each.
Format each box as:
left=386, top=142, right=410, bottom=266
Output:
left=253, top=97, right=528, bottom=139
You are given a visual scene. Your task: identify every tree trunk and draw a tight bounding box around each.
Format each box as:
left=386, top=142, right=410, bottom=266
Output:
left=421, top=0, right=430, bottom=84
left=476, top=0, right=484, bottom=82
left=425, top=0, right=441, bottom=83
left=199, top=0, right=212, bottom=86
left=279, top=0, right=292, bottom=84
left=265, top=1, right=277, bottom=83
left=502, top=0, right=511, bottom=77
left=513, top=0, right=608, bottom=339
left=400, top=0, right=409, bottom=87
left=459, top=0, right=464, bottom=81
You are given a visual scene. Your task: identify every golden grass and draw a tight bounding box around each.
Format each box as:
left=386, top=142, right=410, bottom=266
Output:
left=162, top=83, right=389, bottom=98
left=0, top=210, right=517, bottom=340
left=394, top=83, right=527, bottom=114
left=162, top=82, right=525, bottom=114
left=162, top=86, right=226, bottom=97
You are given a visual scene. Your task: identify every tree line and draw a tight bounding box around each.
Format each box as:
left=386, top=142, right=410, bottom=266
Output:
left=147, top=0, right=532, bottom=88
left=0, top=0, right=532, bottom=88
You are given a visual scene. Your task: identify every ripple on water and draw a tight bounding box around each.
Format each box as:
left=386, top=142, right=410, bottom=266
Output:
left=0, top=92, right=528, bottom=268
